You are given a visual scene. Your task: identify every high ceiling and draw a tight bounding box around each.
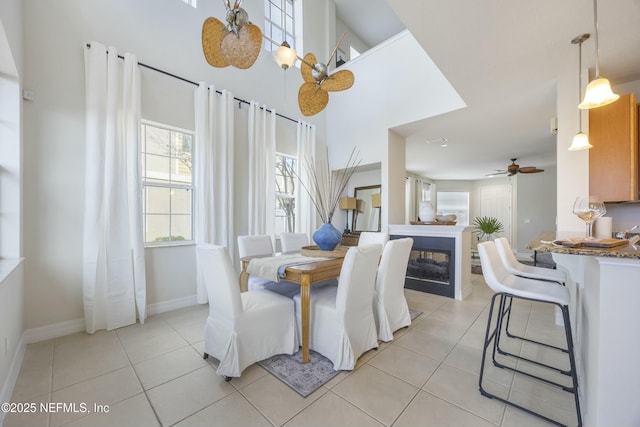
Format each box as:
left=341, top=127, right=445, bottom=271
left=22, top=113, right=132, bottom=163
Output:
left=336, top=0, right=640, bottom=180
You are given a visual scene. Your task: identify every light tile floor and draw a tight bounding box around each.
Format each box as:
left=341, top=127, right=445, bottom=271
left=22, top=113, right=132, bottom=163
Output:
left=4, top=275, right=579, bottom=427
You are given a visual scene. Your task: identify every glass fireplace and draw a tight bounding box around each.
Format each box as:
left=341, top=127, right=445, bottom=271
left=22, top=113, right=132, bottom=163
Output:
left=392, top=234, right=455, bottom=298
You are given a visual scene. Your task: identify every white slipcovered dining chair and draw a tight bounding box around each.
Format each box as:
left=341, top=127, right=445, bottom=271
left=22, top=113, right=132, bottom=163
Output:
left=293, top=244, right=382, bottom=371
left=280, top=232, right=309, bottom=253
left=237, top=234, right=274, bottom=291
left=373, top=238, right=413, bottom=342
left=358, top=231, right=389, bottom=247
left=197, top=244, right=298, bottom=379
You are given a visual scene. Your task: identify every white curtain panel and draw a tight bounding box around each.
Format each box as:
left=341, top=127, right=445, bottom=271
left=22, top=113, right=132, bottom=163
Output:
left=296, top=121, right=316, bottom=237
left=82, top=42, right=146, bottom=333
left=247, top=102, right=276, bottom=236
left=194, top=84, right=235, bottom=303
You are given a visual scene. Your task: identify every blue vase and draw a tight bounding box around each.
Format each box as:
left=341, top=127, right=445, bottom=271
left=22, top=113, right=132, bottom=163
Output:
left=313, top=222, right=342, bottom=251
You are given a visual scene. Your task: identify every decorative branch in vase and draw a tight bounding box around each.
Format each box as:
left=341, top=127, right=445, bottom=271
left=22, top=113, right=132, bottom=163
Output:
left=296, top=147, right=361, bottom=251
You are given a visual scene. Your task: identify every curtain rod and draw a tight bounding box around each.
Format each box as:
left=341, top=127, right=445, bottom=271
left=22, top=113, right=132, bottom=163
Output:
left=85, top=43, right=299, bottom=124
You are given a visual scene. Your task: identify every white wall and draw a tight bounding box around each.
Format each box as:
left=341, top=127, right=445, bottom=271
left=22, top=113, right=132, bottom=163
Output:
left=21, top=0, right=333, bottom=330
left=335, top=17, right=368, bottom=62
left=326, top=30, right=463, bottom=167
left=516, top=165, right=557, bottom=253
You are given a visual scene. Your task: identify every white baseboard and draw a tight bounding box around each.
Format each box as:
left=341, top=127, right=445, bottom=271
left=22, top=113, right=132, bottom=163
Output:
left=19, top=295, right=200, bottom=345
left=147, top=294, right=199, bottom=316
left=0, top=335, right=25, bottom=425
left=23, top=318, right=85, bottom=344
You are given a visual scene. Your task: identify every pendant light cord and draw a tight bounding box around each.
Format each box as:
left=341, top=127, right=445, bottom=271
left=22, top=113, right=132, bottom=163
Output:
left=578, top=40, right=583, bottom=131
left=592, top=0, right=601, bottom=78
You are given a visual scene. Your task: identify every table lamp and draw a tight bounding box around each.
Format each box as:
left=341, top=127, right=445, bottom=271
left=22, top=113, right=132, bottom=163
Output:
left=339, top=196, right=357, bottom=233
left=371, top=193, right=381, bottom=208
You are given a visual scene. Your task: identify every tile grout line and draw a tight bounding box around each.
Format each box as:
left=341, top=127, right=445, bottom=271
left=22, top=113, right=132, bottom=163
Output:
left=114, top=326, right=164, bottom=427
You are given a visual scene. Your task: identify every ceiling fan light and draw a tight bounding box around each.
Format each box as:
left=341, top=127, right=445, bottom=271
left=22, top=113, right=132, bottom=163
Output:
left=273, top=41, right=297, bottom=69
left=579, top=77, right=620, bottom=109
left=569, top=132, right=593, bottom=151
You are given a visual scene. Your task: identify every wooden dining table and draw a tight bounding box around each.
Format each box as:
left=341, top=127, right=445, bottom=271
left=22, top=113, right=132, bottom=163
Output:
left=240, top=256, right=344, bottom=363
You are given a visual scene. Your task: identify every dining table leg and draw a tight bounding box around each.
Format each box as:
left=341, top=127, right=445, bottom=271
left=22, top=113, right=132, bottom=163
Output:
left=239, top=270, right=249, bottom=293
left=300, top=273, right=312, bottom=363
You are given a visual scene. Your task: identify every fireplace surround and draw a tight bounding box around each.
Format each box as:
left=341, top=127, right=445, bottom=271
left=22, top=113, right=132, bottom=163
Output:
left=389, top=224, right=472, bottom=300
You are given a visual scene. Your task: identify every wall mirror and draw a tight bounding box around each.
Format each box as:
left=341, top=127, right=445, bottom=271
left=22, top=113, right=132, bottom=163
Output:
left=352, top=185, right=382, bottom=232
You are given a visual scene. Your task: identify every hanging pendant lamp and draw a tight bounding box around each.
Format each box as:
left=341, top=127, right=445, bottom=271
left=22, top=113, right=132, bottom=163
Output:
left=273, top=40, right=297, bottom=69
left=569, top=34, right=593, bottom=151
left=578, top=0, right=619, bottom=109
left=272, top=2, right=297, bottom=70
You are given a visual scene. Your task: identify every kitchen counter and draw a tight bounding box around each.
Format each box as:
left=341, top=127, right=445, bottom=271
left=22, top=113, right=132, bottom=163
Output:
left=531, top=232, right=640, bottom=426
left=529, top=233, right=640, bottom=259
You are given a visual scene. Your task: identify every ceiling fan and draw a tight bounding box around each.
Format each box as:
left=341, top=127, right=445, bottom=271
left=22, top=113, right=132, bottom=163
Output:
left=201, top=0, right=262, bottom=69
left=298, top=33, right=355, bottom=116
left=488, top=158, right=544, bottom=176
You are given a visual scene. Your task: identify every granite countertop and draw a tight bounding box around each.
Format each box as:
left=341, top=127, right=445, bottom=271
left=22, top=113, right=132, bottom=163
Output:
left=530, top=231, right=640, bottom=259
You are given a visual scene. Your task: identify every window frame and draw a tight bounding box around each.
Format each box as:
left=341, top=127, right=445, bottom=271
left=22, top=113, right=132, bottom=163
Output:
left=141, top=120, right=195, bottom=247
left=263, top=0, right=298, bottom=53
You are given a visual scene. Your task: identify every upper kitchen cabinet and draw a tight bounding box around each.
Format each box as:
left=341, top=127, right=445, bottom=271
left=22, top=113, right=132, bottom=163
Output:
left=589, top=93, right=639, bottom=202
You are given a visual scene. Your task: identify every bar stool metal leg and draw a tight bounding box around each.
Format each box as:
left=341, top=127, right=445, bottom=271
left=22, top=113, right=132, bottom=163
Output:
left=479, top=292, right=582, bottom=427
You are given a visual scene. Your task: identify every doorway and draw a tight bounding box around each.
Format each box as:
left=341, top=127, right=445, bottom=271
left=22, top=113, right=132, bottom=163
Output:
left=478, top=184, right=513, bottom=243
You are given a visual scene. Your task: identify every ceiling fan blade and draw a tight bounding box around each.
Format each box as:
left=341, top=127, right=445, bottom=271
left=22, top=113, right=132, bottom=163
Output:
left=220, top=23, right=262, bottom=69
left=519, top=167, right=544, bottom=174
left=301, top=53, right=318, bottom=83
left=320, top=69, right=354, bottom=92
left=485, top=171, right=508, bottom=176
left=202, top=17, right=230, bottom=68
left=298, top=82, right=329, bottom=116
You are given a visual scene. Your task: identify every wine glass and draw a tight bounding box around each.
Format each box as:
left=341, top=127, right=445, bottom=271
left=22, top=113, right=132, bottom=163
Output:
left=572, top=196, right=606, bottom=239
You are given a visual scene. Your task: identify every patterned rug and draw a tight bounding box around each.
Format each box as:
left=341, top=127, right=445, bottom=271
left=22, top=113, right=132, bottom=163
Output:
left=258, top=309, right=422, bottom=397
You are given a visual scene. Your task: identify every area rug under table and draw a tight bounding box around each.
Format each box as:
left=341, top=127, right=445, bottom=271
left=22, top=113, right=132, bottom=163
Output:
left=258, top=308, right=423, bottom=397
left=258, top=349, right=338, bottom=397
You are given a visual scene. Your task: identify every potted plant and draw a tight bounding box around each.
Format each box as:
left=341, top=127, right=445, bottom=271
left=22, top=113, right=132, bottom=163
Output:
left=473, top=216, right=504, bottom=241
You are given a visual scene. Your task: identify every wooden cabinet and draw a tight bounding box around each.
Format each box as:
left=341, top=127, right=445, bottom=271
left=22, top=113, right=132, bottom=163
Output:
left=589, top=93, right=639, bottom=202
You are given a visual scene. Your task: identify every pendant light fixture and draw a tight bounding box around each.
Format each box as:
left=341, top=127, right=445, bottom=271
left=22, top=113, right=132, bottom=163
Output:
left=272, top=1, right=297, bottom=69
left=578, top=0, right=619, bottom=109
left=569, top=33, right=593, bottom=151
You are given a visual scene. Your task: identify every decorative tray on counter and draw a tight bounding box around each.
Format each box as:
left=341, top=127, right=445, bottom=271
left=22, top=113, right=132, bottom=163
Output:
left=553, top=238, right=628, bottom=249
left=301, top=245, right=349, bottom=257
left=410, top=221, right=457, bottom=226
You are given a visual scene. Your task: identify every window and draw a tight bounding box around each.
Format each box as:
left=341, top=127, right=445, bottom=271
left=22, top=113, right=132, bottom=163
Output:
left=436, top=192, right=470, bottom=225
left=264, top=0, right=296, bottom=52
left=141, top=121, right=194, bottom=245
left=275, top=153, right=297, bottom=235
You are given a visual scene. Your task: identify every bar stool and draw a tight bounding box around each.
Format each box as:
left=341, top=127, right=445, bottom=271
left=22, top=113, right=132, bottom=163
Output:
left=477, top=241, right=581, bottom=427
left=494, top=237, right=565, bottom=284
left=494, top=237, right=568, bottom=351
